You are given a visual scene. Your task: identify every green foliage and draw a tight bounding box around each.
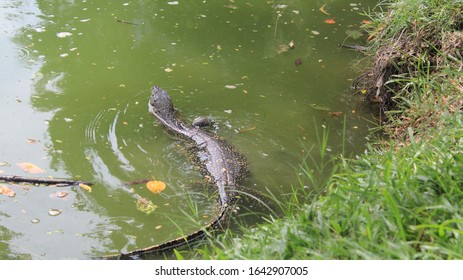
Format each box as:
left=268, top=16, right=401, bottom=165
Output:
left=202, top=113, right=463, bottom=259
left=356, top=0, right=463, bottom=112
left=198, top=0, right=463, bottom=260
left=366, top=0, right=463, bottom=45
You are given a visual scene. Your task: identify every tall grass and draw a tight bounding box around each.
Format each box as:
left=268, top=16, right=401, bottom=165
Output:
left=201, top=112, right=463, bottom=259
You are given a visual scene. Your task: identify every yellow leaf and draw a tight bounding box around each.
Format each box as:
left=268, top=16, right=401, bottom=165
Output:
left=324, top=18, right=336, bottom=24
left=146, top=180, right=166, bottom=193
left=79, top=183, right=92, bottom=192
left=0, top=186, right=15, bottom=197
left=17, top=162, right=45, bottom=174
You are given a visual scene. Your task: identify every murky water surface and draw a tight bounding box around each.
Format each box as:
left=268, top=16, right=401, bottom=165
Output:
left=0, top=0, right=377, bottom=259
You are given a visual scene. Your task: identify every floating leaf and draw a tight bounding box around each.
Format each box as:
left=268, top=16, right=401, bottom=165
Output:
left=50, top=191, right=69, bottom=199
left=288, top=40, right=295, bottom=49
left=324, top=19, right=336, bottom=24
left=224, top=4, right=238, bottom=10
left=0, top=186, right=15, bottom=197
left=48, top=208, right=62, bottom=216
left=273, top=4, right=288, bottom=9
left=238, top=127, right=256, bottom=133
left=276, top=44, right=289, bottom=54
left=136, top=196, right=158, bottom=214
left=79, top=183, right=92, bottom=192
left=346, top=29, right=363, bottom=39
left=328, top=111, right=343, bottom=117
left=319, top=4, right=330, bottom=15
left=27, top=139, right=40, bottom=144
left=17, top=162, right=45, bottom=174
left=56, top=32, right=73, bottom=38
left=146, top=180, right=166, bottom=193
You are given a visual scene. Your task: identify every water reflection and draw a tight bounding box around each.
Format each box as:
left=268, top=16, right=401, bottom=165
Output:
left=1, top=0, right=378, bottom=258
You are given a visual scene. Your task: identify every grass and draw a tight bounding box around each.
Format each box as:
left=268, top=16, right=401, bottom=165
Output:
left=355, top=0, right=463, bottom=113
left=195, top=0, right=463, bottom=260
left=199, top=112, right=463, bottom=260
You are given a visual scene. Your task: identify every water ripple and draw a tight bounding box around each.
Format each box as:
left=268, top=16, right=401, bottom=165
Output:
left=85, top=109, right=106, bottom=144
left=108, top=110, right=135, bottom=172
left=85, top=106, right=137, bottom=179
left=15, top=46, right=41, bottom=64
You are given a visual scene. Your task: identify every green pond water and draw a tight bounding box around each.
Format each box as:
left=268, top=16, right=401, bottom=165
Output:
left=0, top=0, right=378, bottom=259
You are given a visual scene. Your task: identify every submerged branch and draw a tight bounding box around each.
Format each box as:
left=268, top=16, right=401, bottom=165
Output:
left=0, top=175, right=93, bottom=186
left=338, top=43, right=371, bottom=52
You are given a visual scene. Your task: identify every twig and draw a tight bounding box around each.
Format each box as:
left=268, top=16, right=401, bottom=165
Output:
left=338, top=43, right=370, bottom=52
left=237, top=127, right=256, bottom=133
left=116, top=19, right=139, bottom=25
left=124, top=179, right=151, bottom=186
left=273, top=7, right=287, bottom=38
left=0, top=175, right=93, bottom=186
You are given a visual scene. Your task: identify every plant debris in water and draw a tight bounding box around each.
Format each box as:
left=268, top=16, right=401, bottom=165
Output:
left=17, top=162, right=45, bottom=174
left=0, top=185, right=15, bottom=197
left=136, top=195, right=157, bottom=214
left=79, top=183, right=92, bottom=192
left=48, top=209, right=62, bottom=216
